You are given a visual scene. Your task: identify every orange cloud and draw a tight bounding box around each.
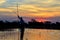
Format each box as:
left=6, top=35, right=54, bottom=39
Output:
left=4, top=4, right=60, bottom=19
left=0, top=8, right=17, bottom=17
left=0, top=8, right=13, bottom=12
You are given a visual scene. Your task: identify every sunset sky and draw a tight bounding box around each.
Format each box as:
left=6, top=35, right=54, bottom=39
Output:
left=0, top=0, right=60, bottom=22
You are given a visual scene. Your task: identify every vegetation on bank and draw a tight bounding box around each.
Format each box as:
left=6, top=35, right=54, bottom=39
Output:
left=0, top=19, right=60, bottom=30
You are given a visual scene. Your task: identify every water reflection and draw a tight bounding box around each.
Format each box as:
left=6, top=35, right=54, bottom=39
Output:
left=0, top=29, right=60, bottom=40
left=0, top=29, right=20, bottom=40
left=24, top=29, right=60, bottom=40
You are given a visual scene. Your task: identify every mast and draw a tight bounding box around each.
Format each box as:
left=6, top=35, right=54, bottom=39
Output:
left=16, top=2, right=20, bottom=40
left=17, top=3, right=19, bottom=17
left=16, top=2, right=25, bottom=40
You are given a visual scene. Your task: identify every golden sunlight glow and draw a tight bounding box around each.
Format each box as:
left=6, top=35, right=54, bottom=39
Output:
left=0, top=0, right=6, bottom=4
left=36, top=19, right=47, bottom=22
left=0, top=4, right=60, bottom=20
left=0, top=8, right=13, bottom=12
left=24, top=29, right=60, bottom=40
left=19, top=5, right=60, bottom=18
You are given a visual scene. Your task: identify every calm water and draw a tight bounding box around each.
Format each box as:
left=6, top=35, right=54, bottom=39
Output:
left=0, top=29, right=60, bottom=40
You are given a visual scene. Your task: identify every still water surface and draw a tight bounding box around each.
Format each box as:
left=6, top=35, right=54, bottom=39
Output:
left=0, top=29, right=60, bottom=40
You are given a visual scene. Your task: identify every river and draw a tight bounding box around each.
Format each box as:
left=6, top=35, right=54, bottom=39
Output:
left=0, top=29, right=60, bottom=40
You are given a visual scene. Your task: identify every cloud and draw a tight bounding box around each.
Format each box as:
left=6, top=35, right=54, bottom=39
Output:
left=0, top=0, right=6, bottom=5
left=1, top=0, right=60, bottom=8
left=8, top=4, right=60, bottom=12
left=20, top=0, right=60, bottom=8
left=23, top=0, right=53, bottom=4
left=8, top=4, right=60, bottom=18
left=0, top=0, right=60, bottom=22
left=0, top=8, right=13, bottom=12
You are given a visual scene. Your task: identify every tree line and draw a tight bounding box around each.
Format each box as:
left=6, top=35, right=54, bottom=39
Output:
left=0, top=19, right=60, bottom=30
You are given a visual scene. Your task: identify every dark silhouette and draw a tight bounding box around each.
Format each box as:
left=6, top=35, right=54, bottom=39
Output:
left=17, top=15, right=26, bottom=40
left=0, top=18, right=60, bottom=30
left=0, top=18, right=60, bottom=40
